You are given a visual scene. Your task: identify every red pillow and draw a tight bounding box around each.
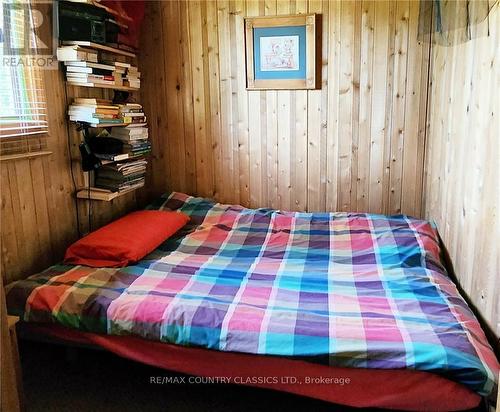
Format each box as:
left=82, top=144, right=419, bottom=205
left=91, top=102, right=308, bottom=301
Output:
left=64, top=210, right=189, bottom=267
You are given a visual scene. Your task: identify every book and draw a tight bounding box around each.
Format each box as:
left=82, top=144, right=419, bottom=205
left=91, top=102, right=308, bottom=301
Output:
left=67, top=72, right=103, bottom=79
left=115, top=62, right=131, bottom=69
left=94, top=180, right=145, bottom=193
left=106, top=159, right=147, bottom=170
left=74, top=98, right=112, bottom=105
left=110, top=126, right=148, bottom=136
left=118, top=103, right=142, bottom=110
left=124, top=80, right=140, bottom=88
left=120, top=112, right=144, bottom=117
left=110, top=130, right=148, bottom=141
left=69, top=110, right=118, bottom=118
left=61, top=40, right=136, bottom=57
left=123, top=140, right=152, bottom=156
left=71, top=103, right=119, bottom=111
left=94, top=153, right=129, bottom=161
left=97, top=170, right=145, bottom=180
left=67, top=79, right=115, bottom=86
left=69, top=115, right=124, bottom=124
left=123, top=140, right=151, bottom=149
left=128, top=150, right=151, bottom=158
left=67, top=73, right=114, bottom=81
left=64, top=61, right=116, bottom=71
left=97, top=176, right=145, bottom=186
left=121, top=116, right=147, bottom=124
left=118, top=108, right=143, bottom=114
left=57, top=46, right=98, bottom=62
left=69, top=107, right=119, bottom=115
left=69, top=112, right=119, bottom=120
left=126, top=147, right=151, bottom=153
left=123, top=122, right=147, bottom=128
left=66, top=66, right=115, bottom=76
left=110, top=134, right=147, bottom=142
left=95, top=157, right=147, bottom=192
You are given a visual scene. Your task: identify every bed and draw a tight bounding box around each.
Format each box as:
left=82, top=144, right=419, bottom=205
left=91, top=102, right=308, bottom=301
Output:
left=6, top=192, right=499, bottom=411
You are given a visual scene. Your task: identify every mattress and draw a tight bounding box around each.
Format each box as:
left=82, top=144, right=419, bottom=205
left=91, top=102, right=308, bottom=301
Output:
left=6, top=192, right=499, bottom=403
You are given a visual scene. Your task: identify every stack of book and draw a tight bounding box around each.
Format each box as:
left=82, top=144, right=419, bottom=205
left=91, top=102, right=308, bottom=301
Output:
left=68, top=98, right=122, bottom=126
left=57, top=45, right=124, bottom=87
left=122, top=140, right=151, bottom=159
left=56, top=46, right=138, bottom=89
left=118, top=103, right=146, bottom=124
left=57, top=45, right=97, bottom=63
left=124, top=65, right=140, bottom=89
left=109, top=124, right=148, bottom=141
left=65, top=61, right=117, bottom=87
left=95, top=159, right=147, bottom=192
left=110, top=124, right=150, bottom=158
left=112, top=62, right=126, bottom=86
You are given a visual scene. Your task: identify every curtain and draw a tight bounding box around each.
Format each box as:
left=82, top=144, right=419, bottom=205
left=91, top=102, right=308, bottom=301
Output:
left=418, top=0, right=497, bottom=46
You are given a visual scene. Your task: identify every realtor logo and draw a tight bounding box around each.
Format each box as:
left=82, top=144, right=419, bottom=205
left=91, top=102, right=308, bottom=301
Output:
left=1, top=0, right=57, bottom=69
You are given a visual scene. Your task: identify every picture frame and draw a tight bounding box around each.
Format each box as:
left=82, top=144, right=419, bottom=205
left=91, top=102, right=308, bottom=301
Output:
left=245, top=14, right=318, bottom=90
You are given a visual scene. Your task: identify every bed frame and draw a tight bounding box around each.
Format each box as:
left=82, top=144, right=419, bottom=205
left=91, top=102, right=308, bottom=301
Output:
left=16, top=322, right=486, bottom=412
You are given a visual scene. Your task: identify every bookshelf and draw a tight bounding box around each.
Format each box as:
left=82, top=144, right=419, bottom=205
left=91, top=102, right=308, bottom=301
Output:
left=61, top=41, right=137, bottom=58
left=67, top=83, right=139, bottom=92
left=75, top=121, right=144, bottom=128
left=76, top=186, right=143, bottom=201
left=76, top=122, right=129, bottom=128
left=59, top=33, right=148, bottom=202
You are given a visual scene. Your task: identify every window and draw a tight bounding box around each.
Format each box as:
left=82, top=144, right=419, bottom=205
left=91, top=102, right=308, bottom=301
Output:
left=0, top=0, right=48, bottom=157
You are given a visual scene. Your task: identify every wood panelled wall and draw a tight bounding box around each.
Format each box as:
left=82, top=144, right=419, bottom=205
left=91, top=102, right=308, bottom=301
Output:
left=1, top=1, right=497, bottom=347
left=1, top=5, right=141, bottom=284
left=140, top=0, right=430, bottom=215
left=0, top=66, right=141, bottom=283
left=424, top=6, right=499, bottom=337
left=1, top=68, right=77, bottom=284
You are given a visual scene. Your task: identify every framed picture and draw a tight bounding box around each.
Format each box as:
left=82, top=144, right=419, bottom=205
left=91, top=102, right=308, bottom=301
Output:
left=245, top=14, right=318, bottom=90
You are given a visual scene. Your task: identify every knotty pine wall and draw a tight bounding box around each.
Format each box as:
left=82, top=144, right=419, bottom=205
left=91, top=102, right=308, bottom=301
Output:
left=0, top=66, right=142, bottom=283
left=1, top=1, right=497, bottom=345
left=1, top=67, right=77, bottom=283
left=140, top=0, right=430, bottom=215
left=424, top=5, right=499, bottom=337
left=0, top=3, right=142, bottom=283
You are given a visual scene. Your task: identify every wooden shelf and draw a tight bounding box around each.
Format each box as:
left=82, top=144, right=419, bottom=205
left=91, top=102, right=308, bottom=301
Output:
left=72, top=121, right=129, bottom=128
left=66, top=82, right=139, bottom=92
left=76, top=185, right=143, bottom=201
left=61, top=41, right=136, bottom=58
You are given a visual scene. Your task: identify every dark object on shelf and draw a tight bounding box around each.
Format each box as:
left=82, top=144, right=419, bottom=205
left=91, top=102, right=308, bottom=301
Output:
left=88, top=136, right=124, bottom=155
left=112, top=90, right=130, bottom=104
left=79, top=142, right=102, bottom=172
left=58, top=1, right=108, bottom=44
left=105, top=18, right=120, bottom=44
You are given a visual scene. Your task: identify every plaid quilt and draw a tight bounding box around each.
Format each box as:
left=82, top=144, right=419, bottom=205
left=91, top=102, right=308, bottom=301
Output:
left=6, top=192, right=498, bottom=396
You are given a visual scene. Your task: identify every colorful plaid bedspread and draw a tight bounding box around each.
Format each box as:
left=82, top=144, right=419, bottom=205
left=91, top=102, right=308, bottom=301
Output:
left=6, top=192, right=498, bottom=396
